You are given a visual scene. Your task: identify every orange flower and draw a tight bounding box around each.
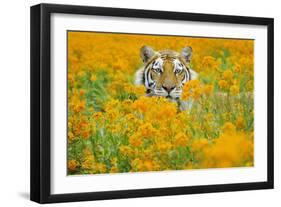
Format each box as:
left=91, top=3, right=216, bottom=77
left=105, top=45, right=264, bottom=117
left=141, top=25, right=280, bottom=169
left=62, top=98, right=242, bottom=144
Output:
left=68, top=160, right=78, bottom=171
left=139, top=123, right=156, bottom=138
left=129, top=134, right=143, bottom=147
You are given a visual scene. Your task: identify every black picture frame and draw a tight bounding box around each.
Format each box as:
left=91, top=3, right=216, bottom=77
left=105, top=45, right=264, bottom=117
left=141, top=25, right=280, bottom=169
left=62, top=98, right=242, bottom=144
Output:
left=30, top=3, right=274, bottom=204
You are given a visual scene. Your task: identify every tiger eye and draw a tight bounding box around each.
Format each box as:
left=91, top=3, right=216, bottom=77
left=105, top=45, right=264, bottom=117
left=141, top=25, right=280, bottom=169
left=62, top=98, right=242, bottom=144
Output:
left=154, top=68, right=162, bottom=73
left=175, top=68, right=181, bottom=74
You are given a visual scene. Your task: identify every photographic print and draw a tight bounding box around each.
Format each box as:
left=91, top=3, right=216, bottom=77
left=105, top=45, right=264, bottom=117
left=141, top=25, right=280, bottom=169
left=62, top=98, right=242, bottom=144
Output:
left=31, top=4, right=273, bottom=203
left=67, top=31, right=254, bottom=175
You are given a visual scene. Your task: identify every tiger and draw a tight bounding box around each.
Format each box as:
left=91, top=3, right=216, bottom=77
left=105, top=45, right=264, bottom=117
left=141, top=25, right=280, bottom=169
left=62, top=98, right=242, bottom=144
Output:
left=135, top=45, right=198, bottom=111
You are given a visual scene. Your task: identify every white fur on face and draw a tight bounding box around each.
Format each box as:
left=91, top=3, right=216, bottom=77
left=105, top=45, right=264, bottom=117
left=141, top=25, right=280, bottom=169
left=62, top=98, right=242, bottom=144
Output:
left=144, top=58, right=163, bottom=90
left=173, top=59, right=183, bottom=73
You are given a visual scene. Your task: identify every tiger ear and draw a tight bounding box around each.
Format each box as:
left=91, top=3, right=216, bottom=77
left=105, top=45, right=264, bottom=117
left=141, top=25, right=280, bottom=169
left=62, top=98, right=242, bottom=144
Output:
left=181, top=46, right=193, bottom=63
left=140, top=45, right=155, bottom=63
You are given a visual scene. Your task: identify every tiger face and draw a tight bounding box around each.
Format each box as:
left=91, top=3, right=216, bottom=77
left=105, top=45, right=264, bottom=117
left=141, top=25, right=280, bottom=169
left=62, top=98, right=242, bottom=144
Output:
left=135, top=45, right=198, bottom=100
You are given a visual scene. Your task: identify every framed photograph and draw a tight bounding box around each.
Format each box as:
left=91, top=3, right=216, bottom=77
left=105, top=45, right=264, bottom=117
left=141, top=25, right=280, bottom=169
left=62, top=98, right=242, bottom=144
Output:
left=30, top=3, right=274, bottom=203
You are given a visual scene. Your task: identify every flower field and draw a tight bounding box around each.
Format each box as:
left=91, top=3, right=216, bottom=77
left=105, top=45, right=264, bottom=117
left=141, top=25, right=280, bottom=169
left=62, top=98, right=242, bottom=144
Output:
left=67, top=31, right=254, bottom=175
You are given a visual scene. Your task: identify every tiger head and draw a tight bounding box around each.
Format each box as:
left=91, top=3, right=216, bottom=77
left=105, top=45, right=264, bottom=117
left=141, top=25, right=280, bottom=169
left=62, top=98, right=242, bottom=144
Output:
left=135, top=45, right=198, bottom=100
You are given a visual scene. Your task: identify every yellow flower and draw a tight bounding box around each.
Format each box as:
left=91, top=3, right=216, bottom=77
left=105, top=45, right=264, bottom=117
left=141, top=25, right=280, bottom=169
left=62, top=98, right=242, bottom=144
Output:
left=110, top=166, right=119, bottom=173
left=131, top=158, right=143, bottom=171
left=181, top=85, right=191, bottom=100
left=223, top=70, right=233, bottom=80
left=142, top=160, right=154, bottom=171
left=81, top=148, right=95, bottom=170
left=68, top=131, right=75, bottom=142
left=96, top=163, right=107, bottom=173
left=222, top=122, right=236, bottom=134
left=191, top=87, right=202, bottom=99
left=191, top=138, right=209, bottom=151
left=132, top=85, right=146, bottom=97
left=119, top=145, right=133, bottom=156
left=93, top=111, right=103, bottom=120
left=200, top=131, right=253, bottom=168
left=182, top=80, right=202, bottom=100
left=218, top=80, right=228, bottom=90
left=81, top=158, right=95, bottom=170
left=202, top=56, right=218, bottom=69
left=236, top=116, right=245, bottom=129
left=203, top=84, right=214, bottom=96
left=233, top=63, right=241, bottom=73
left=157, top=141, right=172, bottom=153
left=188, top=79, right=201, bottom=88
left=143, top=148, right=154, bottom=159
left=72, top=99, right=86, bottom=113
left=246, top=80, right=254, bottom=91
left=132, top=97, right=150, bottom=113
left=77, top=71, right=86, bottom=78
left=174, top=132, right=189, bottom=147
left=204, top=113, right=214, bottom=122
left=230, top=85, right=239, bottom=96
left=245, top=161, right=254, bottom=167
left=90, top=74, right=97, bottom=82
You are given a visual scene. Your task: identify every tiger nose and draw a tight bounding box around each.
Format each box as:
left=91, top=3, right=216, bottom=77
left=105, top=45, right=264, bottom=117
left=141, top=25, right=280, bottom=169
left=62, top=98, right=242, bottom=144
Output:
left=162, top=85, right=176, bottom=93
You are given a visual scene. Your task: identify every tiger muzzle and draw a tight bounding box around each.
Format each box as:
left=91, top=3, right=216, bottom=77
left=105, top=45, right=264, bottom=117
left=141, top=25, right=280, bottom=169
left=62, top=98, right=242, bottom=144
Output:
left=162, top=85, right=176, bottom=93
